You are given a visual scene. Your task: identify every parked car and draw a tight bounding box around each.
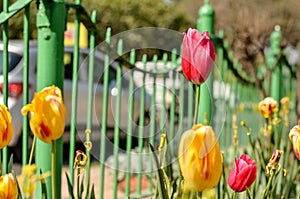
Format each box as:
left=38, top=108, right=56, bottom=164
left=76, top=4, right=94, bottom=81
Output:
left=0, top=41, right=154, bottom=155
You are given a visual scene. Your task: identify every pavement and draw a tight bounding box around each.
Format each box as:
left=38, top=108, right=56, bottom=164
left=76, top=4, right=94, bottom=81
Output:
left=14, top=163, right=151, bottom=199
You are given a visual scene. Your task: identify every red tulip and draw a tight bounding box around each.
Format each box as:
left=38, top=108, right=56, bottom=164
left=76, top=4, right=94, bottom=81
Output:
left=228, top=154, right=257, bottom=192
left=181, top=28, right=215, bottom=85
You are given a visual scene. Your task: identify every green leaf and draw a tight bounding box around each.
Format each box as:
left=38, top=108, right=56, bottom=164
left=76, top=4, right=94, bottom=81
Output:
left=159, top=134, right=173, bottom=181
left=90, top=184, right=95, bottom=199
left=79, top=175, right=85, bottom=199
left=8, top=154, right=14, bottom=173
left=65, top=172, right=75, bottom=199
left=11, top=171, right=22, bottom=199
left=149, top=143, right=169, bottom=199
left=40, top=169, right=48, bottom=199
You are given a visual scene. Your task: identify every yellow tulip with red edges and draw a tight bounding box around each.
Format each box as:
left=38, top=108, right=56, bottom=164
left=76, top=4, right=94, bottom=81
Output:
left=289, top=125, right=300, bottom=160
left=0, top=104, right=14, bottom=149
left=178, top=124, right=222, bottom=191
left=0, top=173, right=18, bottom=199
left=21, top=85, right=66, bottom=144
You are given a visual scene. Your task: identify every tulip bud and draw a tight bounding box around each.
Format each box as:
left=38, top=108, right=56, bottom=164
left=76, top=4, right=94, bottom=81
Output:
left=0, top=104, right=14, bottom=149
left=74, top=150, right=87, bottom=176
left=181, top=28, right=215, bottom=85
left=21, top=85, right=66, bottom=144
left=228, top=154, right=257, bottom=192
left=258, top=97, right=278, bottom=119
left=268, top=150, right=283, bottom=169
left=289, top=125, right=300, bottom=160
left=0, top=173, right=18, bottom=199
left=178, top=124, right=222, bottom=191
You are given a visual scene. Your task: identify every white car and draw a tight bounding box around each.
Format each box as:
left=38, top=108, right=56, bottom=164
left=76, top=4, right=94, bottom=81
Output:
left=0, top=41, right=155, bottom=156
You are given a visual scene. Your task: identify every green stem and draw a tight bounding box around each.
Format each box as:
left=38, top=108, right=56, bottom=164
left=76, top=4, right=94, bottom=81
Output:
left=197, top=191, right=202, bottom=198
left=28, top=136, right=36, bottom=165
left=246, top=188, right=252, bottom=199
left=221, top=153, right=231, bottom=199
left=51, top=141, right=56, bottom=199
left=263, top=171, right=275, bottom=199
left=183, top=190, right=190, bottom=199
left=193, top=85, right=201, bottom=125
left=77, top=168, right=80, bottom=199
left=232, top=192, right=237, bottom=199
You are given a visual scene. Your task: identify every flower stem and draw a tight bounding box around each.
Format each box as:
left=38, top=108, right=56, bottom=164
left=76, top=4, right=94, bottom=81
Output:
left=263, top=170, right=275, bottom=199
left=232, top=192, right=237, bottom=199
left=197, top=191, right=202, bottom=198
left=221, top=153, right=231, bottom=199
left=193, top=85, right=201, bottom=125
left=246, top=188, right=252, bottom=199
left=51, top=141, right=56, bottom=199
left=77, top=169, right=80, bottom=199
left=183, top=190, right=190, bottom=199
left=28, top=136, right=36, bottom=165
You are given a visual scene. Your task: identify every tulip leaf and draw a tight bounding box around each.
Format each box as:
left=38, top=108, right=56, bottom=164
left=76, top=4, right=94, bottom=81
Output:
left=12, top=171, right=22, bottom=199
left=159, top=133, right=173, bottom=181
left=65, top=172, right=75, bottom=199
left=149, top=143, right=169, bottom=199
left=89, top=184, right=95, bottom=199
left=8, top=154, right=14, bottom=173
left=79, top=175, right=85, bottom=198
left=40, top=169, right=48, bottom=199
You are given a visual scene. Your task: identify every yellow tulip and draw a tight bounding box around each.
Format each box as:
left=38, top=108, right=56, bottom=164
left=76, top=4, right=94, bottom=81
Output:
left=0, top=173, right=18, bottom=199
left=0, top=104, right=14, bottom=149
left=21, top=85, right=66, bottom=144
left=289, top=125, right=300, bottom=160
left=258, top=97, right=278, bottom=119
left=21, top=164, right=37, bottom=197
left=178, top=124, right=222, bottom=192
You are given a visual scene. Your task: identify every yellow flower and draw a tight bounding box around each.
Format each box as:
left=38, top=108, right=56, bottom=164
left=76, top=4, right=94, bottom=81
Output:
left=0, top=104, right=14, bottom=149
left=178, top=124, right=222, bottom=192
left=21, top=164, right=37, bottom=197
left=280, top=96, right=290, bottom=108
left=21, top=85, right=66, bottom=144
left=289, top=125, right=300, bottom=160
left=258, top=97, right=278, bottom=119
left=0, top=173, right=18, bottom=199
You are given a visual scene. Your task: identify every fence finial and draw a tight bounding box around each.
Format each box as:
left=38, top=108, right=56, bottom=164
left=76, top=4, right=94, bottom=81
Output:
left=274, top=25, right=281, bottom=31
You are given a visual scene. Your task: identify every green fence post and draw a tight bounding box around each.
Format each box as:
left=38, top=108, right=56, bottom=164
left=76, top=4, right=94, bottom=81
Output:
left=36, top=0, right=65, bottom=198
left=268, top=25, right=282, bottom=103
left=197, top=0, right=215, bottom=124
left=2, top=0, right=9, bottom=174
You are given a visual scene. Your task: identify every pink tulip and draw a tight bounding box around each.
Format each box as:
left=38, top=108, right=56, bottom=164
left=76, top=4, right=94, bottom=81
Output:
left=228, top=154, right=257, bottom=192
left=181, top=28, right=215, bottom=85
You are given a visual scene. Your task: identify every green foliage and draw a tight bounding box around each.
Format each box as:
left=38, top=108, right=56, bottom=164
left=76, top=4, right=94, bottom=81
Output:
left=81, top=0, right=192, bottom=35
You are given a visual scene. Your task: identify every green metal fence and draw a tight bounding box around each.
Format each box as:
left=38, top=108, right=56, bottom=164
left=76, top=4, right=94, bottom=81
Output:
left=0, top=0, right=297, bottom=198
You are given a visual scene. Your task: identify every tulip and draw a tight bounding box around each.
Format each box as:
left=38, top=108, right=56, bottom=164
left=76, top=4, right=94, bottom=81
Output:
left=181, top=28, right=215, bottom=85
left=228, top=154, right=257, bottom=192
left=267, top=149, right=283, bottom=169
left=21, top=85, right=66, bottom=144
left=289, top=125, right=300, bottom=160
left=21, top=164, right=37, bottom=197
left=178, top=124, right=222, bottom=191
left=258, top=97, right=278, bottom=119
left=0, top=104, right=14, bottom=149
left=0, top=173, right=18, bottom=199
left=74, top=150, right=87, bottom=176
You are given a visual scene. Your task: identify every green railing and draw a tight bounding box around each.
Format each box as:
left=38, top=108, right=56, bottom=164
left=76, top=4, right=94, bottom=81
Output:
left=0, top=0, right=297, bottom=198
